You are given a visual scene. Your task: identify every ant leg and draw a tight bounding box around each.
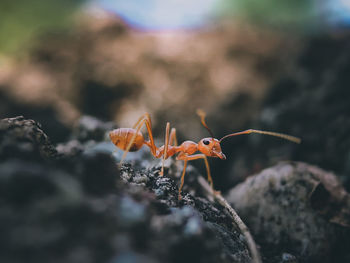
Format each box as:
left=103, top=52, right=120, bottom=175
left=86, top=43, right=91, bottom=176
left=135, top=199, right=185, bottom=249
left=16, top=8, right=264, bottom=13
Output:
left=130, top=113, right=157, bottom=154
left=177, top=153, right=214, bottom=192
left=132, top=113, right=151, bottom=129
left=169, top=128, right=178, bottom=146
left=139, top=113, right=157, bottom=155
left=178, top=159, right=188, bottom=200
left=120, top=118, right=147, bottom=164
left=160, top=122, right=170, bottom=176
left=187, top=154, right=213, bottom=189
left=120, top=113, right=158, bottom=163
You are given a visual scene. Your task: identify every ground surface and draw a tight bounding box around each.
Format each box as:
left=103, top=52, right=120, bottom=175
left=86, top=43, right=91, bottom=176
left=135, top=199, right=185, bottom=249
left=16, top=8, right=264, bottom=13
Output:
left=1, top=116, right=349, bottom=263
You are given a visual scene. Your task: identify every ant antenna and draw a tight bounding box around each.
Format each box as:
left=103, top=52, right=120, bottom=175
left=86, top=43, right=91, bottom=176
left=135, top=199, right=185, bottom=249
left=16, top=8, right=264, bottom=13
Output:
left=220, top=129, right=301, bottom=144
left=196, top=109, right=215, bottom=138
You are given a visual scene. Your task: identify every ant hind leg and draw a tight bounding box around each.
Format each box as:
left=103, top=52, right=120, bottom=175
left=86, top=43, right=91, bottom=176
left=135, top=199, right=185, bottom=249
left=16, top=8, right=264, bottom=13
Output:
left=120, top=113, right=160, bottom=164
left=119, top=118, right=148, bottom=164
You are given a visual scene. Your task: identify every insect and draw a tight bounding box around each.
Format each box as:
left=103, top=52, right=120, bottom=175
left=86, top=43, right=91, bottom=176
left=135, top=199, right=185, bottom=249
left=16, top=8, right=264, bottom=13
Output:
left=109, top=110, right=301, bottom=199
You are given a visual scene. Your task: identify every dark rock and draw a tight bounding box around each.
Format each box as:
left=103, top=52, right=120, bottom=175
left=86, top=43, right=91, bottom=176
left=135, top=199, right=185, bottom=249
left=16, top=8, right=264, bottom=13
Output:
left=226, top=162, right=350, bottom=263
left=118, top=163, right=252, bottom=263
left=73, top=115, right=116, bottom=143
left=75, top=152, right=119, bottom=196
left=0, top=116, right=58, bottom=161
left=0, top=156, right=118, bottom=263
left=280, top=253, right=298, bottom=263
left=0, top=116, right=252, bottom=263
left=56, top=139, right=85, bottom=157
left=0, top=159, right=82, bottom=206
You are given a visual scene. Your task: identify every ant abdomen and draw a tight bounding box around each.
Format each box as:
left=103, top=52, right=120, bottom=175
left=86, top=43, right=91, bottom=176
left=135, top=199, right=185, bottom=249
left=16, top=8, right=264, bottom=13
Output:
left=109, top=128, right=144, bottom=151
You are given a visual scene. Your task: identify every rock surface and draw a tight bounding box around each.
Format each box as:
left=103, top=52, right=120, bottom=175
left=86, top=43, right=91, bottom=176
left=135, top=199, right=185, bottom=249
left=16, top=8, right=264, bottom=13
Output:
left=0, top=116, right=252, bottom=263
left=226, top=162, right=350, bottom=263
left=0, top=116, right=58, bottom=161
left=2, top=116, right=349, bottom=262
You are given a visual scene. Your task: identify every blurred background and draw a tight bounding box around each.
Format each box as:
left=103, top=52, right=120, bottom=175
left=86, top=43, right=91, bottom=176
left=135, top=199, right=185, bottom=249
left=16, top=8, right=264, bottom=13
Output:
left=1, top=0, right=350, bottom=191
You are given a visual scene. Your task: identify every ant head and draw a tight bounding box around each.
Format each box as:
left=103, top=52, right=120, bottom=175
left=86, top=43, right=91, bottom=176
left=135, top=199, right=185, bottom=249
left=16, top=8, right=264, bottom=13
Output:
left=198, top=138, right=226, bottom=160
left=196, top=110, right=226, bottom=159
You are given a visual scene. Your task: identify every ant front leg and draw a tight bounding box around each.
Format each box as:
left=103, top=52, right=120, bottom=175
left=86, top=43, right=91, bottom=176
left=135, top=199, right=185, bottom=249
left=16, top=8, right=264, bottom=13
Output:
left=160, top=124, right=178, bottom=176
left=160, top=122, right=170, bottom=176
left=176, top=153, right=214, bottom=200
left=169, top=128, right=178, bottom=146
left=178, top=158, right=188, bottom=200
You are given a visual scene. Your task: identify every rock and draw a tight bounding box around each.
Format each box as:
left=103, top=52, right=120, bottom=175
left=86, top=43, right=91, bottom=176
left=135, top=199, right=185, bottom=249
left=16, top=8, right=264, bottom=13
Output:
left=73, top=115, right=116, bottom=143
left=0, top=116, right=252, bottom=263
left=0, top=159, right=83, bottom=206
left=56, top=139, right=85, bottom=157
left=0, top=116, right=58, bottom=161
left=118, top=162, right=252, bottom=263
left=280, top=253, right=298, bottom=263
left=0, top=156, right=118, bottom=263
left=226, top=162, right=350, bottom=262
left=0, top=116, right=123, bottom=262
left=74, top=152, right=120, bottom=196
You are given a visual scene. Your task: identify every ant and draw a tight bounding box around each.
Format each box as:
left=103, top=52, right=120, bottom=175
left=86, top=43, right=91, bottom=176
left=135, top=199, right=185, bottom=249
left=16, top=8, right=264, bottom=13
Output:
left=109, top=110, right=301, bottom=199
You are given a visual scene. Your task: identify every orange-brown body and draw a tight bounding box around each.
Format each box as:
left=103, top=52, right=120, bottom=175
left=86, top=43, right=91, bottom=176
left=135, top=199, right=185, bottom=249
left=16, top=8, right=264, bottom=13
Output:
left=109, top=128, right=145, bottom=152
left=109, top=128, right=202, bottom=159
left=110, top=112, right=300, bottom=199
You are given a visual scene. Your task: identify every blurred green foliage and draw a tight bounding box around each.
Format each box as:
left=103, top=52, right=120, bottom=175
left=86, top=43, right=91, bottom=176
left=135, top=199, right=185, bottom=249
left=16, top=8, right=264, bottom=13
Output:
left=218, top=0, right=320, bottom=31
left=0, top=0, right=85, bottom=55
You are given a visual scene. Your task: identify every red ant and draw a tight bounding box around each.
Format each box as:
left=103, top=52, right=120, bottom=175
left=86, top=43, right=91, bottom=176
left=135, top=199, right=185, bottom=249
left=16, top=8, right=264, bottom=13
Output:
left=109, top=110, right=301, bottom=199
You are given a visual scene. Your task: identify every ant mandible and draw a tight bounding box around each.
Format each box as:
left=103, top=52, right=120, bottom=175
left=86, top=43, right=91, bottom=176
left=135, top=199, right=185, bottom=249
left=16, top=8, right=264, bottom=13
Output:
left=109, top=110, right=301, bottom=199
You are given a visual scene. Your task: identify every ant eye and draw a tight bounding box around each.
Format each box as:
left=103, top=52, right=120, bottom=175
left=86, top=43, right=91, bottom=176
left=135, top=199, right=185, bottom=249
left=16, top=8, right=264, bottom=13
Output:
left=203, top=139, right=210, bottom=145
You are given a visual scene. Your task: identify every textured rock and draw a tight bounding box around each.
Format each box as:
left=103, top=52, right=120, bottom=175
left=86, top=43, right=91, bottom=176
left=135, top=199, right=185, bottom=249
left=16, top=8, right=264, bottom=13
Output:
left=0, top=116, right=252, bottom=263
left=3, top=116, right=348, bottom=263
left=72, top=115, right=116, bottom=143
left=226, top=162, right=350, bottom=262
left=0, top=116, right=58, bottom=161
left=117, top=162, right=252, bottom=263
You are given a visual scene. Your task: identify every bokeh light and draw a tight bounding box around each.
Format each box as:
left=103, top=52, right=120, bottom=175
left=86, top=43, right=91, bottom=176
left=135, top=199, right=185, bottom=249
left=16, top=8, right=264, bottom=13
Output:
left=97, top=0, right=218, bottom=29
